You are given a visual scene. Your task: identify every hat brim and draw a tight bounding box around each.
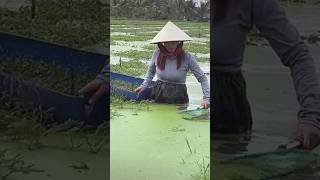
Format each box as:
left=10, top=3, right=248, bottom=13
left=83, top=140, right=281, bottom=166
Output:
left=149, top=39, right=192, bottom=44
left=150, top=21, right=193, bottom=44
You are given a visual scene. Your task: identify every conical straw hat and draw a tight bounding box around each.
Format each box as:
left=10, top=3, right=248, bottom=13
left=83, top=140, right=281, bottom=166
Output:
left=150, top=21, right=193, bottom=44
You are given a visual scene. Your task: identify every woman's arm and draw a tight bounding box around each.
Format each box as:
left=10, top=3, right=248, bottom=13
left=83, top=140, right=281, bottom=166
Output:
left=187, top=53, right=210, bottom=102
left=253, top=0, right=320, bottom=147
left=141, top=50, right=158, bottom=87
left=79, top=62, right=109, bottom=104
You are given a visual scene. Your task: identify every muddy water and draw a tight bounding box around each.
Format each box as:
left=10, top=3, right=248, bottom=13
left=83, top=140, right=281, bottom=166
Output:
left=110, top=104, right=209, bottom=180
left=213, top=5, right=320, bottom=179
left=213, top=46, right=320, bottom=178
left=285, top=5, right=320, bottom=35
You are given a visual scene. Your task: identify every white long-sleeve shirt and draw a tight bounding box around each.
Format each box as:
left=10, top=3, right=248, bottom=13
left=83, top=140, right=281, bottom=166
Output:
left=141, top=49, right=210, bottom=101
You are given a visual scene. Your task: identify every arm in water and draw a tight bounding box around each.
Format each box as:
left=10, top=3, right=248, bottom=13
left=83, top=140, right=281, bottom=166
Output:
left=79, top=63, right=109, bottom=104
left=254, top=0, right=320, bottom=149
left=135, top=50, right=158, bottom=95
left=187, top=53, right=210, bottom=109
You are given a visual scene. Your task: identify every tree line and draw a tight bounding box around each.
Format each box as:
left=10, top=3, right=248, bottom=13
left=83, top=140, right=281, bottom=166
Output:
left=111, top=0, right=210, bottom=21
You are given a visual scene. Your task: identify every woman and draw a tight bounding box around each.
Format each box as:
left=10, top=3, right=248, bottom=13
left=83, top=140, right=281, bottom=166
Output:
left=135, top=21, right=210, bottom=108
left=213, top=0, right=320, bottom=149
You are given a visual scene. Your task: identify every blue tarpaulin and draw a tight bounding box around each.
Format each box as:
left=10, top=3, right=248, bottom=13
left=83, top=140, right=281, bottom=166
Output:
left=0, top=32, right=108, bottom=125
left=110, top=72, right=153, bottom=101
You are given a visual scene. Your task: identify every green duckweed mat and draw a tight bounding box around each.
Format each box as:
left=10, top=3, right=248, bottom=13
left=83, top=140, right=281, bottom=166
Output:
left=213, top=149, right=320, bottom=180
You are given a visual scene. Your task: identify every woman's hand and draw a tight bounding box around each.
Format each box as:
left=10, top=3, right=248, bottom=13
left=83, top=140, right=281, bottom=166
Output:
left=295, top=123, right=320, bottom=150
left=134, top=86, right=145, bottom=95
left=79, top=79, right=108, bottom=105
left=201, top=100, right=210, bottom=109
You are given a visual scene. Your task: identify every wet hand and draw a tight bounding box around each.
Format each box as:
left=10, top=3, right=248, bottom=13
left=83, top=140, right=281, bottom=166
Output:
left=134, top=86, right=145, bottom=95
left=201, top=100, right=210, bottom=109
left=79, top=79, right=108, bottom=105
left=295, top=123, right=320, bottom=150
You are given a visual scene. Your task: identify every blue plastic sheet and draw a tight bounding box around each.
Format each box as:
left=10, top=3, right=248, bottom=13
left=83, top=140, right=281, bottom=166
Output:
left=110, top=72, right=153, bottom=101
left=0, top=32, right=106, bottom=72
left=0, top=33, right=108, bottom=125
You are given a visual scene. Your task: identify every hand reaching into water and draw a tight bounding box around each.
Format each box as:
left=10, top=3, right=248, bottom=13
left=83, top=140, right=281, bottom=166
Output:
left=134, top=86, right=146, bottom=95
left=201, top=100, right=210, bottom=109
left=295, top=123, right=320, bottom=150
left=79, top=79, right=108, bottom=105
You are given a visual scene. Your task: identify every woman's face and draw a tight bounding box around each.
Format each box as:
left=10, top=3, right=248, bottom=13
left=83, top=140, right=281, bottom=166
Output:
left=163, top=41, right=180, bottom=53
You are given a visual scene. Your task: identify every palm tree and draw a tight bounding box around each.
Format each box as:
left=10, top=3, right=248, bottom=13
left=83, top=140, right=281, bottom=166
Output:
left=196, top=1, right=209, bottom=21
left=117, top=0, right=135, bottom=17
left=174, top=0, right=187, bottom=20
left=133, top=0, right=150, bottom=18
left=184, top=0, right=197, bottom=21
left=158, top=0, right=170, bottom=19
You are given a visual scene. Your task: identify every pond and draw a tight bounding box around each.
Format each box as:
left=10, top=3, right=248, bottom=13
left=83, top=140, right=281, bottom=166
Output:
left=110, top=19, right=210, bottom=180
left=0, top=135, right=108, bottom=180
left=110, top=104, right=209, bottom=180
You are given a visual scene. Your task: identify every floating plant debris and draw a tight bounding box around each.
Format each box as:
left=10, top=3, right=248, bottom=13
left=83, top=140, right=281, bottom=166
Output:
left=0, top=0, right=109, bottom=49
left=111, top=80, right=136, bottom=92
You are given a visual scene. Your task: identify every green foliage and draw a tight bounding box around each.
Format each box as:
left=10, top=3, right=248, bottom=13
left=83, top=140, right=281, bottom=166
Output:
left=111, top=59, right=147, bottom=77
left=191, top=158, right=210, bottom=180
left=184, top=42, right=210, bottom=54
left=111, top=35, right=154, bottom=42
left=113, top=50, right=152, bottom=60
left=111, top=0, right=210, bottom=21
left=0, top=149, right=43, bottom=179
left=0, top=0, right=109, bottom=49
left=0, top=93, right=52, bottom=149
left=111, top=80, right=136, bottom=92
